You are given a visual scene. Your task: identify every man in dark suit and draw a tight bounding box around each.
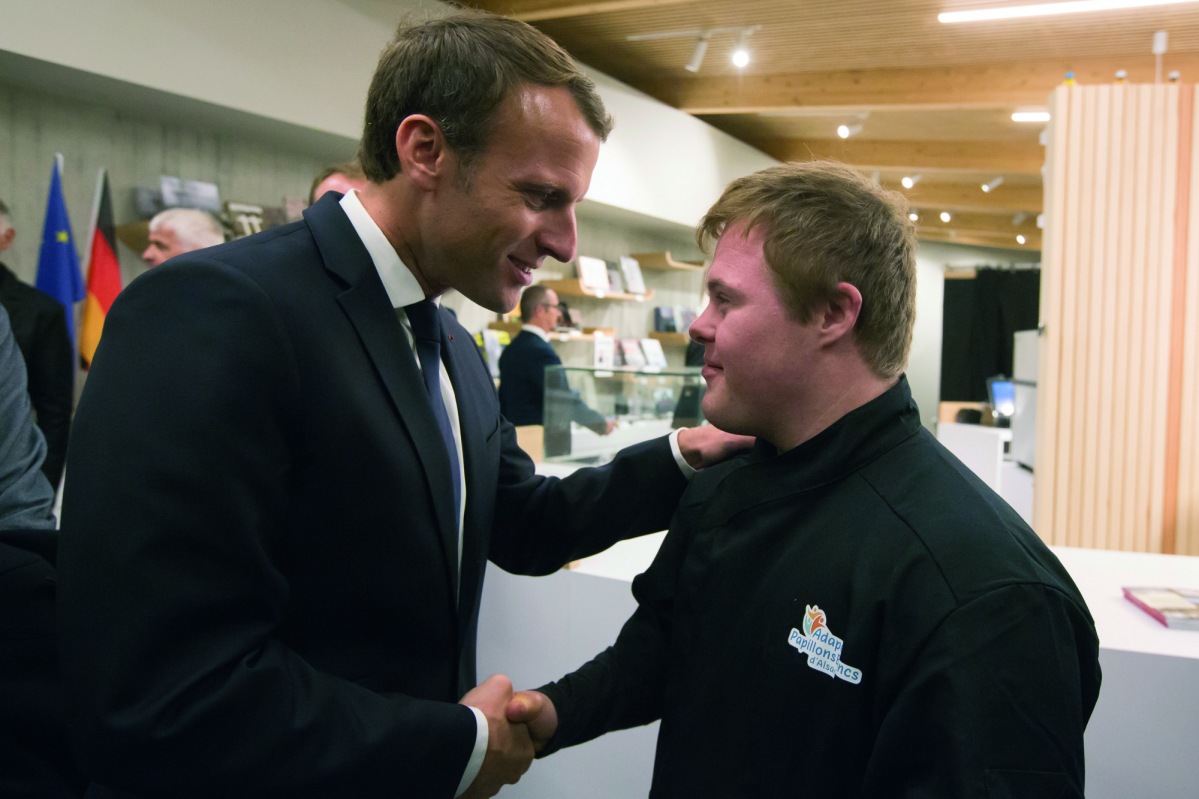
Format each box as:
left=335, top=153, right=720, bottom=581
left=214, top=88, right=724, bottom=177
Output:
left=57, top=12, right=747, bottom=799
left=0, top=200, right=73, bottom=488
left=498, top=284, right=614, bottom=434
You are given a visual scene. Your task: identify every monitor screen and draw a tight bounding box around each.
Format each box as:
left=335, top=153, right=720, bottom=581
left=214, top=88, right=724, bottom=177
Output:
left=988, top=379, right=1016, bottom=417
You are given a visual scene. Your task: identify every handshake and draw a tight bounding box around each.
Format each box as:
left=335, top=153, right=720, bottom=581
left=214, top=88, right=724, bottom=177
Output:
left=457, top=674, right=558, bottom=799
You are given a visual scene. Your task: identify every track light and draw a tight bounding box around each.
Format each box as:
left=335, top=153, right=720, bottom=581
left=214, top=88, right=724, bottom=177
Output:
left=981, top=176, right=1005, bottom=193
left=837, top=124, right=863, bottom=139
left=940, top=211, right=952, bottom=223
left=685, top=34, right=710, bottom=72
left=901, top=174, right=922, bottom=189
left=628, top=25, right=760, bottom=73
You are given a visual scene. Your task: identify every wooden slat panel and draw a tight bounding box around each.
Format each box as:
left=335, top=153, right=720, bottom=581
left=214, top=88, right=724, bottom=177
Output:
left=1126, top=86, right=1152, bottom=552
left=1040, top=84, right=1199, bottom=554
left=1035, top=86, right=1067, bottom=543
left=1098, top=83, right=1127, bottom=551
left=1181, top=88, right=1199, bottom=555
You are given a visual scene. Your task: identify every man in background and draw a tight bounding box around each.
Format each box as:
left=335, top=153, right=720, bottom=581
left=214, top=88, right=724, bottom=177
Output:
left=59, top=11, right=747, bottom=799
left=140, top=208, right=225, bottom=267
left=309, top=160, right=368, bottom=205
left=510, top=161, right=1101, bottom=797
left=0, top=200, right=72, bottom=488
left=499, top=284, right=614, bottom=435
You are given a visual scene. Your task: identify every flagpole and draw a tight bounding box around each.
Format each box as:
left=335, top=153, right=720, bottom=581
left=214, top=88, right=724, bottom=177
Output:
left=85, top=167, right=107, bottom=276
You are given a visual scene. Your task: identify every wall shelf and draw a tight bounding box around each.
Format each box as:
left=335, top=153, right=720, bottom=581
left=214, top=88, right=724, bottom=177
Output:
left=487, top=321, right=615, bottom=343
left=538, top=278, right=654, bottom=303
left=647, top=331, right=692, bottom=347
left=630, top=251, right=705, bottom=272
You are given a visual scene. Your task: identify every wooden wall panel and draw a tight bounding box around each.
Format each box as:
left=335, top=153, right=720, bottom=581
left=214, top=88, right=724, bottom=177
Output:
left=1039, top=84, right=1199, bottom=554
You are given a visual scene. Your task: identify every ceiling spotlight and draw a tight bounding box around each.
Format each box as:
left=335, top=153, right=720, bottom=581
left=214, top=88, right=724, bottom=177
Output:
left=901, top=174, right=922, bottom=189
left=1012, top=110, right=1051, bottom=123
left=940, top=211, right=952, bottom=223
left=909, top=211, right=920, bottom=222
left=837, top=124, right=863, bottom=139
left=1017, top=234, right=1028, bottom=245
left=685, top=34, right=711, bottom=73
left=731, top=30, right=752, bottom=68
left=981, top=176, right=1005, bottom=193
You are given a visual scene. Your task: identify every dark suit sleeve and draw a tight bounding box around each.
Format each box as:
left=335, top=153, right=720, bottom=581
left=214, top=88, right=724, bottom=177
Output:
left=24, top=302, right=72, bottom=487
left=58, top=261, right=475, bottom=798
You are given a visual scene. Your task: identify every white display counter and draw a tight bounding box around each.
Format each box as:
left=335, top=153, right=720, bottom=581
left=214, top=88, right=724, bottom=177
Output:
left=478, top=514, right=1199, bottom=797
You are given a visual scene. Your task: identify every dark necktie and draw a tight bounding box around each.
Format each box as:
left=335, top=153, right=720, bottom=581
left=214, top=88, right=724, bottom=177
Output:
left=405, top=300, right=462, bottom=535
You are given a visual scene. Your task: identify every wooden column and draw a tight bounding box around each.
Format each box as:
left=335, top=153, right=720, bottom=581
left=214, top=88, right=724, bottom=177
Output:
left=1038, top=84, right=1199, bottom=555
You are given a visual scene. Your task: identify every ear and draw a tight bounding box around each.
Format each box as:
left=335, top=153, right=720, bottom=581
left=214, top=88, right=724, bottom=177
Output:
left=819, top=281, right=863, bottom=346
left=394, top=114, right=448, bottom=191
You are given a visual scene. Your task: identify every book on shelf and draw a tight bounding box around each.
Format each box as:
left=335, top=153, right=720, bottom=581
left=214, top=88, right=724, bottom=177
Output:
left=1122, top=586, right=1199, bottom=630
left=677, top=306, right=698, bottom=332
left=577, top=255, right=611, bottom=293
left=653, top=305, right=677, bottom=332
left=639, top=337, right=668, bottom=369
left=619, top=256, right=647, bottom=295
left=619, top=338, right=646, bottom=368
left=605, top=261, right=625, bottom=294
left=593, top=333, right=616, bottom=370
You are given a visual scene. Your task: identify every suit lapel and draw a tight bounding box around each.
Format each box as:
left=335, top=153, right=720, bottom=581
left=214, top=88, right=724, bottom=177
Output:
left=304, top=196, right=460, bottom=599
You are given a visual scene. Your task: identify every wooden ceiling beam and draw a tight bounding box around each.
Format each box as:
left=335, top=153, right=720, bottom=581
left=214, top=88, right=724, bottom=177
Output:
left=467, top=0, right=693, bottom=22
left=919, top=227, right=1041, bottom=252
left=754, top=138, right=1043, bottom=175
left=896, top=181, right=1043, bottom=214
left=641, top=55, right=1199, bottom=114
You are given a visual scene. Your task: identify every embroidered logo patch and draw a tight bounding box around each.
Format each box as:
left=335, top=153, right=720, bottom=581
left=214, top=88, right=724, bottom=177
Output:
left=787, top=605, right=862, bottom=684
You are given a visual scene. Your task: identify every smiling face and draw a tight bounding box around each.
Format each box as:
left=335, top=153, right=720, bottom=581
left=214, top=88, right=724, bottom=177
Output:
left=417, top=84, right=601, bottom=313
left=690, top=223, right=826, bottom=449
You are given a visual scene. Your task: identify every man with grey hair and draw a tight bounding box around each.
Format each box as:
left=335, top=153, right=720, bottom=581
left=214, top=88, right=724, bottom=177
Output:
left=59, top=10, right=749, bottom=799
left=141, top=207, right=225, bottom=267
left=0, top=199, right=72, bottom=488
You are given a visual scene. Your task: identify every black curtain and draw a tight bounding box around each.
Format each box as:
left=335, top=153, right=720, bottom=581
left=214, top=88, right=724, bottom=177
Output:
left=940, top=268, right=1040, bottom=402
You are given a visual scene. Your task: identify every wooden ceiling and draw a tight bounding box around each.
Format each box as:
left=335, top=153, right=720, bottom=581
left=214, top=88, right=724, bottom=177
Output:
left=461, top=0, right=1199, bottom=253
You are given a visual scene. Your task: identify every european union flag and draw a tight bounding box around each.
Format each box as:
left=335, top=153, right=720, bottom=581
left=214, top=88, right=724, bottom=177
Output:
left=36, top=156, right=85, bottom=346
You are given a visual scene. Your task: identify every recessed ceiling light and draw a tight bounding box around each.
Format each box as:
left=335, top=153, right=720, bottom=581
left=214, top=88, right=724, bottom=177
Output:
left=1013, top=110, right=1052, bottom=123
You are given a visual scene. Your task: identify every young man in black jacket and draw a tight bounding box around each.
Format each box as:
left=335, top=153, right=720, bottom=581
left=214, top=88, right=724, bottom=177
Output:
left=510, top=161, right=1102, bottom=798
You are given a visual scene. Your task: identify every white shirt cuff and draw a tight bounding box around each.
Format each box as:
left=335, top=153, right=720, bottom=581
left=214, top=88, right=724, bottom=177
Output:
left=454, top=706, right=488, bottom=797
left=669, top=428, right=698, bottom=480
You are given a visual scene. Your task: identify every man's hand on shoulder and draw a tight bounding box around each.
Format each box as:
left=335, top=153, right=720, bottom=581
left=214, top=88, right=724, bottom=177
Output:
left=677, top=425, right=755, bottom=470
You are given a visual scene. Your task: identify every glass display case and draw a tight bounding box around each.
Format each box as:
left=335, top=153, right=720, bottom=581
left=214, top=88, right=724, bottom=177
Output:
left=543, top=365, right=706, bottom=464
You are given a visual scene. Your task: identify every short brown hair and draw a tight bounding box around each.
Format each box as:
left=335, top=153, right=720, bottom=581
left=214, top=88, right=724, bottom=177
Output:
left=308, top=160, right=365, bottom=204
left=519, top=284, right=552, bottom=320
left=359, top=10, right=612, bottom=183
left=698, top=161, right=917, bottom=378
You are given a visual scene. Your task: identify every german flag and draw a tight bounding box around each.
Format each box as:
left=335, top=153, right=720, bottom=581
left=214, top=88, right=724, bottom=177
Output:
left=80, top=169, right=121, bottom=368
